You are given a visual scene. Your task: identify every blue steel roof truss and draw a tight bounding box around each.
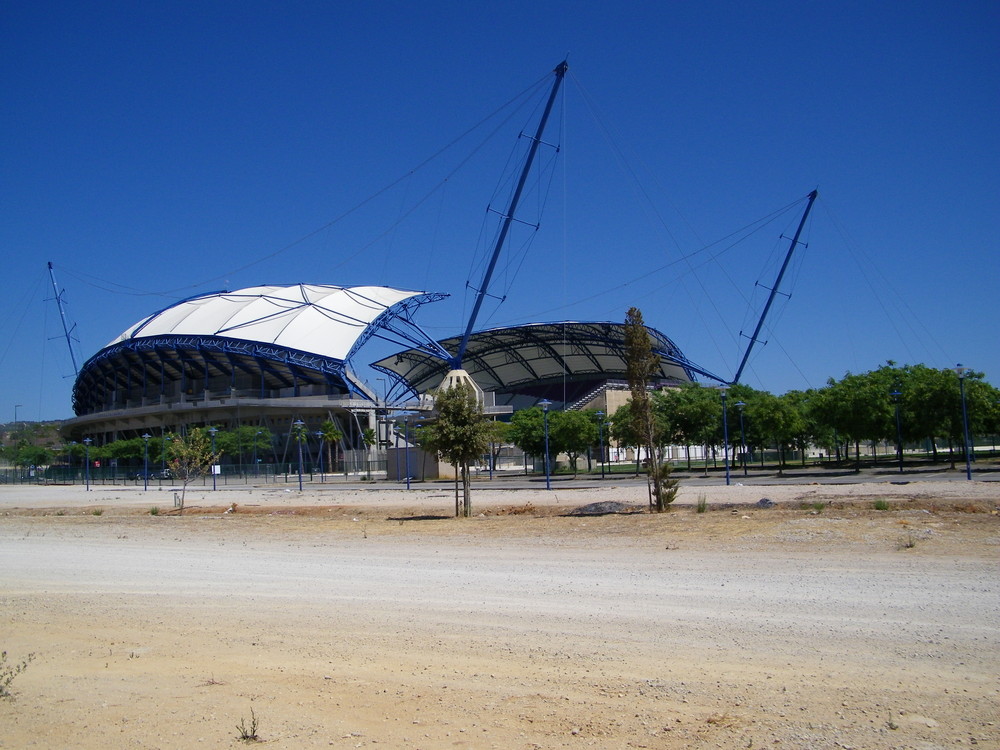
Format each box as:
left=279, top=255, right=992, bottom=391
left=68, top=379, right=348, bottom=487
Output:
left=345, top=292, right=450, bottom=364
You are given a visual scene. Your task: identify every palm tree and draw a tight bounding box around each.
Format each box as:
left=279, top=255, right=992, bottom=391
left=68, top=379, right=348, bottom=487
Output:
left=319, top=420, right=343, bottom=473
left=361, top=427, right=376, bottom=479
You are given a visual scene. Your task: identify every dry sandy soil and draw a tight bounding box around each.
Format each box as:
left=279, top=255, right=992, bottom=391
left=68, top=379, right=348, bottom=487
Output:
left=1, top=480, right=998, bottom=749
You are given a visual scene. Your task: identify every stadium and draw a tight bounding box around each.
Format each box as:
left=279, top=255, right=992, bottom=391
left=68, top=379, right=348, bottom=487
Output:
left=61, top=282, right=700, bottom=466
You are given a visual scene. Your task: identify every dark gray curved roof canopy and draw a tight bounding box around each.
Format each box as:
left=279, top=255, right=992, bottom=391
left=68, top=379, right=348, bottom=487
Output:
left=371, top=321, right=702, bottom=409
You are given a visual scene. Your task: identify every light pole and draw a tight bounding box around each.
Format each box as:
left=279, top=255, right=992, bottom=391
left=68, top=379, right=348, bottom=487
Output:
left=890, top=390, right=904, bottom=474
left=718, top=386, right=731, bottom=486
left=393, top=423, right=401, bottom=482
left=142, top=433, right=151, bottom=491
left=14, top=404, right=22, bottom=428
left=292, top=420, right=305, bottom=491
left=595, top=410, right=605, bottom=479
left=161, top=430, right=171, bottom=471
left=207, top=427, right=218, bottom=490
left=253, top=430, right=262, bottom=477
left=735, top=401, right=747, bottom=476
left=414, top=424, right=423, bottom=482
left=954, top=365, right=972, bottom=481
left=83, top=437, right=92, bottom=491
left=540, top=399, right=552, bottom=490
left=403, top=416, right=411, bottom=490
left=314, top=430, right=325, bottom=481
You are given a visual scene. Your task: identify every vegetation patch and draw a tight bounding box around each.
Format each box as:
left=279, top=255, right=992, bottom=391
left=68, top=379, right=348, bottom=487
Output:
left=0, top=650, right=36, bottom=698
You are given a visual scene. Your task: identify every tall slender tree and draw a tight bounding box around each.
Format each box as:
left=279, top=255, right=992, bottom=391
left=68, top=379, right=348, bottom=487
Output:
left=624, top=307, right=677, bottom=511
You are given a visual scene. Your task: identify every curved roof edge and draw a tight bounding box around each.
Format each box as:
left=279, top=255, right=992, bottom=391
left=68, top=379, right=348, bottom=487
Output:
left=371, top=320, right=708, bottom=400
left=106, top=284, right=448, bottom=364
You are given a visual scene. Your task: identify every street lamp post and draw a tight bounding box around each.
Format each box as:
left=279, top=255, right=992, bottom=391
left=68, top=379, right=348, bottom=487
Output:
left=14, top=404, right=22, bottom=428
left=207, top=427, right=218, bottom=491
left=719, top=386, right=731, bottom=486
left=403, top=416, right=411, bottom=490
left=292, top=420, right=305, bottom=491
left=540, top=399, right=552, bottom=491
left=735, top=401, right=747, bottom=477
left=954, top=365, right=972, bottom=481
left=253, top=430, right=262, bottom=477
left=315, top=431, right=325, bottom=481
left=393, top=424, right=401, bottom=482
left=890, top=390, right=904, bottom=474
left=414, top=424, right=423, bottom=482
left=142, top=433, right=151, bottom=491
left=161, top=430, right=171, bottom=472
left=595, top=410, right=605, bottom=479
left=83, top=437, right=92, bottom=491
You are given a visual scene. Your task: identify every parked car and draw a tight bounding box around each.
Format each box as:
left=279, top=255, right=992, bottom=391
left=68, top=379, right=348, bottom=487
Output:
left=135, top=468, right=172, bottom=480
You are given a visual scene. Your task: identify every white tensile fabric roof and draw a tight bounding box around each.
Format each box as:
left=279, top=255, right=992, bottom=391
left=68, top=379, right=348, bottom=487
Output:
left=109, top=284, right=425, bottom=362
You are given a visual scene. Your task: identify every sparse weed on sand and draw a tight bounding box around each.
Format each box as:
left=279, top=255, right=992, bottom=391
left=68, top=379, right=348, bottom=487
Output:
left=236, top=706, right=260, bottom=742
left=0, top=650, right=36, bottom=698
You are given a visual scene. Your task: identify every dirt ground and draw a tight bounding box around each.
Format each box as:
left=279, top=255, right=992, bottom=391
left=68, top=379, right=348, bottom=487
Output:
left=1, top=480, right=998, bottom=749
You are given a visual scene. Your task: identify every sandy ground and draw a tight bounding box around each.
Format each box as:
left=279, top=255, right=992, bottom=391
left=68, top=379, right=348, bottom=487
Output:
left=1, top=480, right=998, bottom=749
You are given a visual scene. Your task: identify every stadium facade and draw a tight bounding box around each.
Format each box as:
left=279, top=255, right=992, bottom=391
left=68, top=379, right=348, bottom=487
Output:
left=62, top=283, right=699, bottom=464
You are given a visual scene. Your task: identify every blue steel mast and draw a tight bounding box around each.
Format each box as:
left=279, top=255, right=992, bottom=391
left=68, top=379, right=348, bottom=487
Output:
left=47, top=261, right=80, bottom=376
left=451, top=60, right=568, bottom=369
left=731, top=189, right=818, bottom=384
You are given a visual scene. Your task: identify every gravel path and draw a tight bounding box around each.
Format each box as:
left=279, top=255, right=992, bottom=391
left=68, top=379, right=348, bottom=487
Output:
left=0, top=483, right=998, bottom=748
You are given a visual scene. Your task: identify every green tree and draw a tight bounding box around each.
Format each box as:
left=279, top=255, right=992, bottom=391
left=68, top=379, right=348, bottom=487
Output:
left=485, top=420, right=513, bottom=473
left=360, top=427, right=377, bottom=479
left=549, top=409, right=597, bottom=475
left=213, top=426, right=270, bottom=471
left=319, top=420, right=344, bottom=473
left=624, top=307, right=677, bottom=510
left=15, top=445, right=51, bottom=468
left=424, top=381, right=491, bottom=517
left=608, top=402, right=642, bottom=474
left=509, top=406, right=547, bottom=463
left=659, top=382, right=717, bottom=471
left=168, top=428, right=220, bottom=513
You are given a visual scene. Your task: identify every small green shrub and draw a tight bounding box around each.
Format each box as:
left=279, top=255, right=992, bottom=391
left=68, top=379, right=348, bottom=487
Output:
left=898, top=531, right=917, bottom=550
left=149, top=506, right=159, bottom=516
left=811, top=502, right=825, bottom=513
left=0, top=650, right=36, bottom=698
left=91, top=508, right=103, bottom=516
left=873, top=499, right=890, bottom=511
left=696, top=495, right=708, bottom=513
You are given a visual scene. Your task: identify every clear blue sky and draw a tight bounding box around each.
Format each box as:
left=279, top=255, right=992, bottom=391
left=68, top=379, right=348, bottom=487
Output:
left=3, top=1, right=998, bottom=421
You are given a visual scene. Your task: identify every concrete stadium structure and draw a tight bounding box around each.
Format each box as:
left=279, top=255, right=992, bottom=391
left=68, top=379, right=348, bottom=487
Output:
left=62, top=283, right=700, bottom=466
left=62, top=284, right=446, bottom=463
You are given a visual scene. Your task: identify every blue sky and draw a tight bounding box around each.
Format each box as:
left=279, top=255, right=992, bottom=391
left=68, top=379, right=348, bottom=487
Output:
left=3, top=1, right=998, bottom=421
